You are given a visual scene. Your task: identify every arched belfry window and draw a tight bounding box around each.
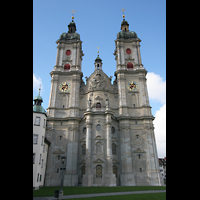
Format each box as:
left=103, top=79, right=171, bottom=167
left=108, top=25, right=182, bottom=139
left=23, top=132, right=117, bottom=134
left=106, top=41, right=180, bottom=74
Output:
left=64, top=64, right=70, bottom=70
left=112, top=143, right=116, bottom=155
left=127, top=62, right=133, bottom=69
left=96, top=165, right=102, bottom=177
left=96, top=103, right=101, bottom=108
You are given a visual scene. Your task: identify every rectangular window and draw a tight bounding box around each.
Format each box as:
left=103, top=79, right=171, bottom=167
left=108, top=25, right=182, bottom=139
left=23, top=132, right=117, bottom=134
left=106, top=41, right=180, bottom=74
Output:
left=35, top=116, right=40, bottom=125
left=41, top=136, right=44, bottom=145
left=43, top=144, right=45, bottom=153
left=33, top=134, right=38, bottom=144
left=41, top=159, right=43, bottom=168
left=43, top=119, right=46, bottom=127
left=33, top=153, right=35, bottom=164
left=40, top=175, right=42, bottom=182
left=39, top=154, right=41, bottom=164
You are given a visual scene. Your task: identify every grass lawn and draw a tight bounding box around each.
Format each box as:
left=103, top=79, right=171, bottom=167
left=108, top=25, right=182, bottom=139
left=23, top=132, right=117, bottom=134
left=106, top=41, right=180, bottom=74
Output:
left=65, top=192, right=166, bottom=200
left=33, top=186, right=166, bottom=197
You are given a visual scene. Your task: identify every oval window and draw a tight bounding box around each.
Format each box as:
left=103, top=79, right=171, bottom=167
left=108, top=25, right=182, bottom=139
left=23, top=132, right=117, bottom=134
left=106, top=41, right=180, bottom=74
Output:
left=66, top=50, right=71, bottom=56
left=126, top=48, right=131, bottom=54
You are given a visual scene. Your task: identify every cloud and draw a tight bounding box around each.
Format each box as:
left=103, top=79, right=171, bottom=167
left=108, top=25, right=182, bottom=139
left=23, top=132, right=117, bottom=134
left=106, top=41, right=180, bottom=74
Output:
left=146, top=72, right=166, bottom=104
left=33, top=74, right=43, bottom=93
left=153, top=104, right=166, bottom=158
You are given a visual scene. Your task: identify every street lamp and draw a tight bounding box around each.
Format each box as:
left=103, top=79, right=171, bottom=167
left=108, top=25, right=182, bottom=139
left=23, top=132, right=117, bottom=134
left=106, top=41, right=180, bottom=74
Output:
left=59, top=156, right=66, bottom=199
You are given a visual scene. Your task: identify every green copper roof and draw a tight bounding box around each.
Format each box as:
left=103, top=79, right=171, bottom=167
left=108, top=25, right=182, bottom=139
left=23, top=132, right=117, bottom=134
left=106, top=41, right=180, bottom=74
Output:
left=33, top=89, right=46, bottom=116
left=59, top=32, right=80, bottom=41
left=57, top=20, right=80, bottom=42
left=33, top=94, right=43, bottom=102
left=33, top=105, right=47, bottom=116
left=95, top=55, right=102, bottom=63
left=117, top=30, right=137, bottom=39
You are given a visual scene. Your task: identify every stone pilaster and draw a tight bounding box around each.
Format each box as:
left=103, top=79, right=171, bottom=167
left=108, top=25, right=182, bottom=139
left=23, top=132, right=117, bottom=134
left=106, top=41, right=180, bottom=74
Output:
left=117, top=73, right=128, bottom=116
left=64, top=124, right=79, bottom=186
left=82, top=114, right=93, bottom=186
left=119, top=121, right=135, bottom=186
left=105, top=112, right=116, bottom=186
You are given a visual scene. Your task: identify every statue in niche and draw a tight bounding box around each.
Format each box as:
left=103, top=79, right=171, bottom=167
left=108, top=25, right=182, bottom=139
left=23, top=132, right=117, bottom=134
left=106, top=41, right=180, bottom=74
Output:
left=87, top=98, right=91, bottom=108
left=106, top=98, right=109, bottom=108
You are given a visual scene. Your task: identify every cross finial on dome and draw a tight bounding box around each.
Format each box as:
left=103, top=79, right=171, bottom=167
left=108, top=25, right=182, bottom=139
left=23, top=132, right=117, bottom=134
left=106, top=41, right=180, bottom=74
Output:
left=39, top=84, right=41, bottom=95
left=121, top=8, right=126, bottom=19
left=71, top=9, right=76, bottom=21
left=97, top=47, right=99, bottom=55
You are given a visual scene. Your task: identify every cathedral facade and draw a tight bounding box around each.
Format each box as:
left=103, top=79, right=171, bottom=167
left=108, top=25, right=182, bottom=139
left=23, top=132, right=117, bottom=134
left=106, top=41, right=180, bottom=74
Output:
left=45, top=15, right=164, bottom=186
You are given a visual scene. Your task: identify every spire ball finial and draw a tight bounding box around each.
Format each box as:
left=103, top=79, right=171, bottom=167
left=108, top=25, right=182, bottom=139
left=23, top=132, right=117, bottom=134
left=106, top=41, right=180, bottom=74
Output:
left=121, top=8, right=126, bottom=18
left=71, top=9, right=76, bottom=21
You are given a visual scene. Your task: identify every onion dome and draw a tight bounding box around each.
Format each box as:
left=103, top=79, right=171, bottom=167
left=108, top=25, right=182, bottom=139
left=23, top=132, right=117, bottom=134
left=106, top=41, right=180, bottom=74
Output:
left=117, top=17, right=138, bottom=39
left=56, top=16, right=80, bottom=42
left=33, top=88, right=46, bottom=116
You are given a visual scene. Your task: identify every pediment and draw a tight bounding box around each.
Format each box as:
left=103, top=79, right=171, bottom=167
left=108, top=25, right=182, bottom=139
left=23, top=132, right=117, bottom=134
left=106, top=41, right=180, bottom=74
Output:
left=95, top=96, right=103, bottom=100
left=86, top=69, right=114, bottom=92
left=53, top=148, right=65, bottom=154
left=133, top=148, right=146, bottom=153
left=80, top=159, right=86, bottom=164
left=94, top=158, right=104, bottom=163
left=80, top=137, right=86, bottom=142
left=95, top=135, right=103, bottom=140
left=112, top=159, right=119, bottom=164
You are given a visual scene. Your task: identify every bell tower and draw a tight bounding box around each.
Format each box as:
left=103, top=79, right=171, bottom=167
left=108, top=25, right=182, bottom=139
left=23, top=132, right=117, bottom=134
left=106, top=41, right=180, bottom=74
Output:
left=45, top=11, right=84, bottom=186
left=113, top=10, right=164, bottom=186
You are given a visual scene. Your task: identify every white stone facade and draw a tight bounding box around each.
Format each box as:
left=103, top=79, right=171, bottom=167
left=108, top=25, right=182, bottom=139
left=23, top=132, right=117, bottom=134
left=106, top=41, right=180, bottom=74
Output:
left=44, top=19, right=164, bottom=187
left=33, top=112, right=49, bottom=189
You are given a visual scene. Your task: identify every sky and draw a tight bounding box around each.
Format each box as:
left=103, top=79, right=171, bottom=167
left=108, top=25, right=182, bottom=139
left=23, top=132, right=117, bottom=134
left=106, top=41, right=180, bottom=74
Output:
left=33, top=0, right=166, bottom=157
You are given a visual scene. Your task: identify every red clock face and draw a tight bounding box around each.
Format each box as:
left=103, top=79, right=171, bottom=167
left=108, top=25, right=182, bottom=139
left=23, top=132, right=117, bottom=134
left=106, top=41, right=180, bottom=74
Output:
left=126, top=48, right=131, bottom=54
left=66, top=50, right=71, bottom=56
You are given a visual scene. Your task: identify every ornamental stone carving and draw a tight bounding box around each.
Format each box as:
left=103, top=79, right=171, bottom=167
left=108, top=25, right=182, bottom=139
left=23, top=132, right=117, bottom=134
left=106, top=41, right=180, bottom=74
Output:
left=89, top=73, right=106, bottom=90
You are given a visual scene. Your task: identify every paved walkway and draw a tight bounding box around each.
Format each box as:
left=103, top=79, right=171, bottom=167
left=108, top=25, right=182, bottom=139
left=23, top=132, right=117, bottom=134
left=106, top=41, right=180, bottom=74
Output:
left=33, top=190, right=166, bottom=200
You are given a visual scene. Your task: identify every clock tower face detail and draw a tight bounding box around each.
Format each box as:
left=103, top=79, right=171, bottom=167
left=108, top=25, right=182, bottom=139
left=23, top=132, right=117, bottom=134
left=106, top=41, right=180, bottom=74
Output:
left=59, top=82, right=71, bottom=92
left=45, top=13, right=164, bottom=188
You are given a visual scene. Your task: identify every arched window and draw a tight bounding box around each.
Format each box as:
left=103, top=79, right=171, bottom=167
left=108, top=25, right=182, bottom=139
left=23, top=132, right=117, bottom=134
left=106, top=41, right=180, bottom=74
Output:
left=113, top=165, right=117, bottom=177
left=127, top=62, right=133, bottom=69
left=64, top=64, right=70, bottom=70
left=96, top=103, right=101, bottom=108
left=96, top=165, right=102, bottom=177
left=112, top=143, right=116, bottom=155
left=81, top=166, right=85, bottom=178
left=82, top=144, right=86, bottom=155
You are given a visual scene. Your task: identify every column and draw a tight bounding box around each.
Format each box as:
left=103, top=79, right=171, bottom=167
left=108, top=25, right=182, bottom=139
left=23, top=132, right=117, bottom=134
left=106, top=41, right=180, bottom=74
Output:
left=58, top=44, right=64, bottom=66
left=55, top=44, right=60, bottom=66
left=137, top=41, right=142, bottom=65
left=69, top=74, right=80, bottom=117
left=48, top=74, right=58, bottom=117
left=117, top=73, right=128, bottom=116
left=120, top=44, right=125, bottom=65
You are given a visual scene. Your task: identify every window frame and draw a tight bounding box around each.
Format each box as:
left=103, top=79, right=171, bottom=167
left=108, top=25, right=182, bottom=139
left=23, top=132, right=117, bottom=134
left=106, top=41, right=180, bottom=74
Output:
left=33, top=134, right=38, bottom=144
left=34, top=116, right=41, bottom=126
